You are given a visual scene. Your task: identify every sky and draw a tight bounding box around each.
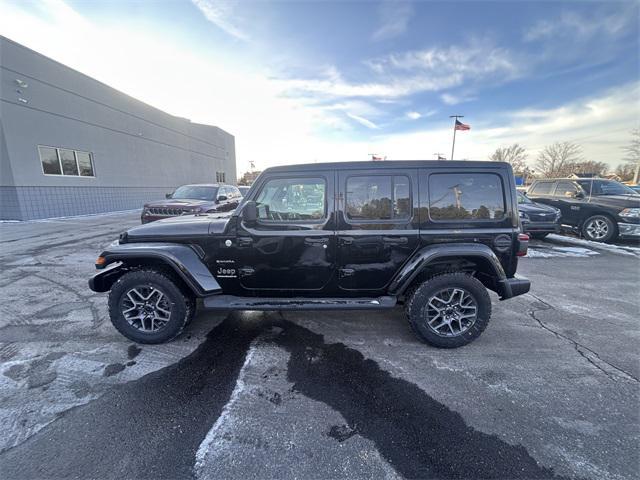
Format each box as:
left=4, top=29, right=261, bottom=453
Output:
left=0, top=0, right=638, bottom=175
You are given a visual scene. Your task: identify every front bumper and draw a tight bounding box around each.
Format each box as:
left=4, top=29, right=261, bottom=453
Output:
left=618, top=222, right=640, bottom=238
left=521, top=221, right=560, bottom=234
left=497, top=276, right=531, bottom=300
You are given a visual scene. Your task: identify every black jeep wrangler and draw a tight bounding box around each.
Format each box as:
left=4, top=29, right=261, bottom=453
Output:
left=89, top=161, right=530, bottom=348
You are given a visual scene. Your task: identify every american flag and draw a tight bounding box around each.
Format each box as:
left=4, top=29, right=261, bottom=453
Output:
left=455, top=119, right=470, bottom=131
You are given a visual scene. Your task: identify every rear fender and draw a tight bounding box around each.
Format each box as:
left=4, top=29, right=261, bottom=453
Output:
left=89, top=242, right=221, bottom=296
left=388, top=243, right=511, bottom=299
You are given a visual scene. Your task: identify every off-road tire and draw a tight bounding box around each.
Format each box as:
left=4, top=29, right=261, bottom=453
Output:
left=405, top=273, right=492, bottom=348
left=529, top=232, right=549, bottom=240
left=581, top=215, right=617, bottom=243
left=108, top=268, right=195, bottom=344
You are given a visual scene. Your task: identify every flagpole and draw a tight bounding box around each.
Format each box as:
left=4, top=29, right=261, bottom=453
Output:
left=449, top=115, right=464, bottom=161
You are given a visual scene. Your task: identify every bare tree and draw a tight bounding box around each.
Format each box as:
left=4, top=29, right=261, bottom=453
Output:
left=535, top=142, right=583, bottom=177
left=489, top=144, right=528, bottom=173
left=621, top=128, right=640, bottom=183
left=570, top=160, right=609, bottom=177
left=615, top=163, right=636, bottom=182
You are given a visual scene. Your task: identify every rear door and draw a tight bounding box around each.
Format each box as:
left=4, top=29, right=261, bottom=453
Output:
left=552, top=181, right=583, bottom=226
left=527, top=181, right=557, bottom=206
left=336, top=169, right=419, bottom=292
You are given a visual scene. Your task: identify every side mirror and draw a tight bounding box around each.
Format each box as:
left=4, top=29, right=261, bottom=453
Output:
left=242, top=201, right=257, bottom=224
left=217, top=195, right=228, bottom=202
left=165, top=192, right=173, bottom=199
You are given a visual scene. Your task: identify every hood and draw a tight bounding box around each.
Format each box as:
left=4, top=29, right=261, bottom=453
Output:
left=519, top=202, right=558, bottom=214
left=589, top=195, right=640, bottom=208
left=125, top=213, right=232, bottom=241
left=144, top=199, right=215, bottom=209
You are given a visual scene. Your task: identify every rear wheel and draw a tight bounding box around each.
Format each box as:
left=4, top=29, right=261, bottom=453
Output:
left=108, top=269, right=195, bottom=344
left=582, top=215, right=616, bottom=243
left=405, top=273, right=492, bottom=348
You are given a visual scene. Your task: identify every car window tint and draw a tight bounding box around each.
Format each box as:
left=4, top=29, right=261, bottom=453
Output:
left=429, top=173, right=505, bottom=221
left=172, top=186, right=218, bottom=200
left=555, top=181, right=578, bottom=197
left=255, top=177, right=326, bottom=221
left=346, top=175, right=411, bottom=221
left=530, top=181, right=554, bottom=195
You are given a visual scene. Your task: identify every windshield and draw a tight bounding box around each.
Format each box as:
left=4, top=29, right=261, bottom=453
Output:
left=171, top=185, right=218, bottom=201
left=576, top=180, right=637, bottom=196
left=517, top=192, right=533, bottom=204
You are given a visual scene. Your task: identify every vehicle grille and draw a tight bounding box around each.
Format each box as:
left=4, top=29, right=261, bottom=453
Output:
left=528, top=212, right=556, bottom=222
left=148, top=207, right=187, bottom=216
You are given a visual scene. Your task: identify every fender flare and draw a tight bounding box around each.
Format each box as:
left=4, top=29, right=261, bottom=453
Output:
left=88, top=242, right=221, bottom=296
left=388, top=243, right=508, bottom=297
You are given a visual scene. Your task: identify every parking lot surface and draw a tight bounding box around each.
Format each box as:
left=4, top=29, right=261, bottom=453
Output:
left=0, top=213, right=638, bottom=479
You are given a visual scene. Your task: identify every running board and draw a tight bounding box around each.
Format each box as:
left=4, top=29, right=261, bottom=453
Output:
left=203, top=295, right=397, bottom=311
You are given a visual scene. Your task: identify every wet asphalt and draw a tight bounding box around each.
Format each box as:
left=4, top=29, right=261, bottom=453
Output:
left=0, top=212, right=638, bottom=479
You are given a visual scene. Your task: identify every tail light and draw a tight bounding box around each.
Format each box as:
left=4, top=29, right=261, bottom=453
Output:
left=517, top=233, right=529, bottom=257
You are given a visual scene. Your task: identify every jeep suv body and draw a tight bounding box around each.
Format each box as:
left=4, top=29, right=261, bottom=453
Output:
left=527, top=178, right=640, bottom=242
left=89, top=161, right=530, bottom=348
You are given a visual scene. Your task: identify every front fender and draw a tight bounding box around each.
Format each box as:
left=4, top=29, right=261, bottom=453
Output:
left=388, top=243, right=509, bottom=297
left=89, top=242, right=221, bottom=296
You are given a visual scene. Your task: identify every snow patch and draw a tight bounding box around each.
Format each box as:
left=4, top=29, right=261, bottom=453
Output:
left=526, top=245, right=599, bottom=258
left=546, top=234, right=640, bottom=257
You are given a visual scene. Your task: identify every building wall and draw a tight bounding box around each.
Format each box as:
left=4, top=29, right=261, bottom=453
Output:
left=0, top=37, right=236, bottom=220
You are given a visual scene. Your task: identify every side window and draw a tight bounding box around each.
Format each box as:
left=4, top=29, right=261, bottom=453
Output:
left=231, top=187, right=241, bottom=198
left=530, top=181, right=554, bottom=195
left=429, top=173, right=505, bottom=221
left=346, top=175, right=411, bottom=221
left=555, top=181, right=578, bottom=197
left=218, top=187, right=228, bottom=199
left=255, top=177, right=326, bottom=221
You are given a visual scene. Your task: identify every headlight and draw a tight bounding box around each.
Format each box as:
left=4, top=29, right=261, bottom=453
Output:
left=620, top=208, right=640, bottom=219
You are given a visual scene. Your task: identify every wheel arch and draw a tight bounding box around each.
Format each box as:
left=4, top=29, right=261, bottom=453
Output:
left=88, top=243, right=221, bottom=297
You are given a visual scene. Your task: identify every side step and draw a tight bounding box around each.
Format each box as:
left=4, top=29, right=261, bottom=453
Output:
left=203, top=295, right=397, bottom=311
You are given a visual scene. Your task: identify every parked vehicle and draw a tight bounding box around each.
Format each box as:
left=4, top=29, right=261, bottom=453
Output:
left=141, top=184, right=241, bottom=224
left=238, top=186, right=251, bottom=197
left=90, top=161, right=530, bottom=348
left=527, top=178, right=640, bottom=242
left=628, top=185, right=640, bottom=194
left=517, top=192, right=561, bottom=239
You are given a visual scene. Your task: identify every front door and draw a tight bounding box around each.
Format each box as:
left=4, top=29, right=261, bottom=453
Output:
left=336, top=169, right=419, bottom=292
left=552, top=181, right=584, bottom=226
left=236, top=172, right=336, bottom=292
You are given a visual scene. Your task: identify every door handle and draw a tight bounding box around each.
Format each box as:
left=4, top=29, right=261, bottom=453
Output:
left=340, top=237, right=354, bottom=245
left=238, top=237, right=253, bottom=247
left=383, top=236, right=408, bottom=245
left=304, top=237, right=329, bottom=246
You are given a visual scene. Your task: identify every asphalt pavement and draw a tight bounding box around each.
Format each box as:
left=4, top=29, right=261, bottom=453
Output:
left=0, top=213, right=638, bottom=479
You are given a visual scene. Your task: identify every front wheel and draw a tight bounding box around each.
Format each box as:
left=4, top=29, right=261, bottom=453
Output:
left=582, top=215, right=616, bottom=243
left=108, top=269, right=195, bottom=344
left=405, top=273, right=492, bottom=348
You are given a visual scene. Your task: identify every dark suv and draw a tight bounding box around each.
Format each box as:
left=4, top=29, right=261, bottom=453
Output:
left=141, top=183, right=241, bottom=224
left=527, top=178, right=640, bottom=242
left=89, top=161, right=530, bottom=348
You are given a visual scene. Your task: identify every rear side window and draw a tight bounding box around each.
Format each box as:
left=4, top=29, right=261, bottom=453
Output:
left=346, top=175, right=411, bottom=221
left=429, top=173, right=505, bottom=221
left=530, top=181, right=555, bottom=195
left=555, top=181, right=578, bottom=197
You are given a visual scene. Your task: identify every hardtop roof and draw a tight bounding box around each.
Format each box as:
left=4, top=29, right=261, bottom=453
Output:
left=263, top=160, right=509, bottom=173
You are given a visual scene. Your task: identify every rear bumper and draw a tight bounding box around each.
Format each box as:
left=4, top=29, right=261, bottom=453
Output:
left=497, top=276, right=531, bottom=300
left=618, top=222, right=640, bottom=238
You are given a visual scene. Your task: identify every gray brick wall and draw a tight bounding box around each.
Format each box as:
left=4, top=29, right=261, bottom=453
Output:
left=1, top=186, right=171, bottom=220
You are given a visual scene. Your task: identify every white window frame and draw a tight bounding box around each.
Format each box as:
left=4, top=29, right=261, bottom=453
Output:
left=38, top=145, right=96, bottom=178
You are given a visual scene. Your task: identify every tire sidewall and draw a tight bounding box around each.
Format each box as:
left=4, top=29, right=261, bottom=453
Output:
left=408, top=274, right=491, bottom=348
left=108, top=270, right=189, bottom=344
left=582, top=215, right=616, bottom=243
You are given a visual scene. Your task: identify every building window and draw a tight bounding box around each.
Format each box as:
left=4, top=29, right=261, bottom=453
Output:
left=38, top=146, right=95, bottom=177
left=216, top=171, right=226, bottom=183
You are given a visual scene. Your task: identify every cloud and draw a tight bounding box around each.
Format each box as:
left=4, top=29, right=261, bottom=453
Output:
left=283, top=40, right=520, bottom=100
left=191, top=0, right=249, bottom=41
left=346, top=113, right=379, bottom=129
left=372, top=0, right=413, bottom=41
left=440, top=93, right=476, bottom=105
left=406, top=111, right=421, bottom=120
left=524, top=9, right=631, bottom=42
